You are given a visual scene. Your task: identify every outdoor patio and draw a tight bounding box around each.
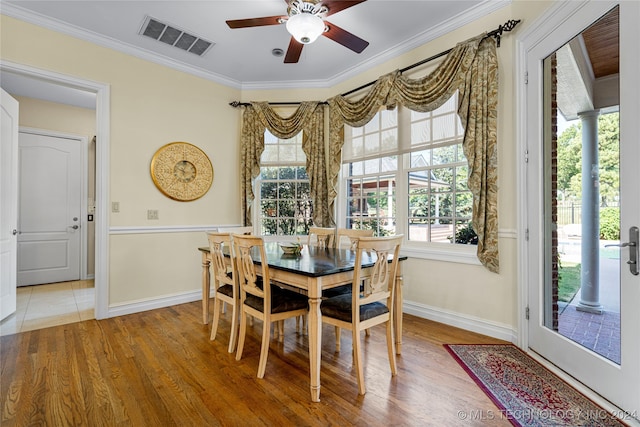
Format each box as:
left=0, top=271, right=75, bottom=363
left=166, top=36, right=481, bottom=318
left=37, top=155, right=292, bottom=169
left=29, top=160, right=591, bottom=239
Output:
left=559, top=306, right=620, bottom=364
left=557, top=238, right=621, bottom=364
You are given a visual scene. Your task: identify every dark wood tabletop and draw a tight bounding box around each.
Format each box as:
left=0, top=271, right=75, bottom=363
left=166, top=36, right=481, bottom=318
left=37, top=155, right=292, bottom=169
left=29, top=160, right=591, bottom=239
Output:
left=199, top=241, right=406, bottom=278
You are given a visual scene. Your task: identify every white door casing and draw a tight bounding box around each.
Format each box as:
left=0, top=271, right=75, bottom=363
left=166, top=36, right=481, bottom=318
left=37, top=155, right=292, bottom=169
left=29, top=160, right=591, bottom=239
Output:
left=17, top=130, right=85, bottom=286
left=0, top=60, right=110, bottom=320
left=1, top=88, right=19, bottom=320
left=518, top=0, right=640, bottom=415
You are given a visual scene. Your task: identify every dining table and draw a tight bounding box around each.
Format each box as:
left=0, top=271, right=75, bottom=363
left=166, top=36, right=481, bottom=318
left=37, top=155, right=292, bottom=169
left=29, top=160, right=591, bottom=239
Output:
left=198, top=241, right=406, bottom=402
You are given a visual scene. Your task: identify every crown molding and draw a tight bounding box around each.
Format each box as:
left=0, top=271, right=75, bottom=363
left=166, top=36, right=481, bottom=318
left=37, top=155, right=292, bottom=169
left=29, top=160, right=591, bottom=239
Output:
left=1, top=3, right=243, bottom=89
left=3, top=0, right=510, bottom=91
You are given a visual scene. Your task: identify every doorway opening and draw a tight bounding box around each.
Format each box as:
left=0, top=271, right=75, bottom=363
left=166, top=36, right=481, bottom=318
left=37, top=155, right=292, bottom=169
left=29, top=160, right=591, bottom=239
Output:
left=0, top=61, right=110, bottom=325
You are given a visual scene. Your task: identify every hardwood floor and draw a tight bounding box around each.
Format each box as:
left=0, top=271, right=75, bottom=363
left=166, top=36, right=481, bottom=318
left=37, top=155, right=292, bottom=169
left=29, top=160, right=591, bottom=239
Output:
left=1, top=301, right=509, bottom=426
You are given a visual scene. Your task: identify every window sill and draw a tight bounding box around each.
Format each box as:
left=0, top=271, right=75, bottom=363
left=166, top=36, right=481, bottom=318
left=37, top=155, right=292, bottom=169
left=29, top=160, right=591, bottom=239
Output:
left=400, top=241, right=481, bottom=266
left=263, top=235, right=481, bottom=266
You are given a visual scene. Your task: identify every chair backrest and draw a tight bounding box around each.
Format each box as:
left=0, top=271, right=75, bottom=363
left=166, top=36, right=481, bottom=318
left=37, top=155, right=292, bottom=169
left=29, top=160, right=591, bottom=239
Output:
left=232, top=234, right=271, bottom=303
left=206, top=232, right=237, bottom=290
left=352, top=235, right=403, bottom=306
left=307, top=226, right=336, bottom=248
left=336, top=228, right=374, bottom=250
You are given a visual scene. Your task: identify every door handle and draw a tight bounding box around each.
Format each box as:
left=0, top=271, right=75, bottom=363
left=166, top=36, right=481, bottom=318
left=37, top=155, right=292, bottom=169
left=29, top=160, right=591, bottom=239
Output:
left=70, top=225, right=79, bottom=230
left=606, top=226, right=639, bottom=275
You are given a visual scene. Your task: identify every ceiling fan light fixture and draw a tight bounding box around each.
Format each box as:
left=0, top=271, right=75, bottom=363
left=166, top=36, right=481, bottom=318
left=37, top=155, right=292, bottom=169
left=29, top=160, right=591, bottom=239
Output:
left=286, top=11, right=325, bottom=44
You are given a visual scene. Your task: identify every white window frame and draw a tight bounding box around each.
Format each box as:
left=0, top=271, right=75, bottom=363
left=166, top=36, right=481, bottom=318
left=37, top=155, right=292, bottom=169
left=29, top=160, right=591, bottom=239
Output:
left=255, top=131, right=312, bottom=242
left=337, top=100, right=481, bottom=265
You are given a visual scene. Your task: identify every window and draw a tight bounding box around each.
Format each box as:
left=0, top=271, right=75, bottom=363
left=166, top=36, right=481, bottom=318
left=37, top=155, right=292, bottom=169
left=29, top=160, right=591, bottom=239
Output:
left=257, top=131, right=312, bottom=236
left=344, top=109, right=398, bottom=236
left=406, top=96, right=473, bottom=243
left=342, top=93, right=475, bottom=246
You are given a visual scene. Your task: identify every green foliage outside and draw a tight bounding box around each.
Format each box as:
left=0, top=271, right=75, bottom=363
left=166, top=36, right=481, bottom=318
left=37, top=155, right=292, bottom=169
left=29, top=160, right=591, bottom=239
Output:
left=260, top=166, right=313, bottom=236
left=451, top=222, right=478, bottom=244
left=558, top=261, right=581, bottom=303
left=600, top=207, right=620, bottom=240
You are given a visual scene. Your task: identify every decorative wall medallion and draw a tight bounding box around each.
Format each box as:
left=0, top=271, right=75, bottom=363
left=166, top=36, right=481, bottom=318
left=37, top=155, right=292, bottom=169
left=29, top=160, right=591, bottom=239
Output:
left=150, top=142, right=213, bottom=201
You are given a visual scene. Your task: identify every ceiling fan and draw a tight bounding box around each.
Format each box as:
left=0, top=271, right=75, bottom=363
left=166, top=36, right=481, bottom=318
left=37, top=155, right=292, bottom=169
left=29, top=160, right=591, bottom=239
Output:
left=226, top=0, right=369, bottom=64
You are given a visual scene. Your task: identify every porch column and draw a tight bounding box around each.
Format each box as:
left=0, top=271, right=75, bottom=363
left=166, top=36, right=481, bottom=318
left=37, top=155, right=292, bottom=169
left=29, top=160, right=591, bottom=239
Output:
left=577, top=109, right=603, bottom=314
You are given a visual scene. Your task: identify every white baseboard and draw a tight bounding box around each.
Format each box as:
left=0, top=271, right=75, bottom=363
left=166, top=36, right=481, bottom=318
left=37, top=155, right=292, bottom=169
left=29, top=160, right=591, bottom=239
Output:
left=403, top=300, right=517, bottom=343
left=106, top=292, right=517, bottom=344
left=107, top=290, right=202, bottom=318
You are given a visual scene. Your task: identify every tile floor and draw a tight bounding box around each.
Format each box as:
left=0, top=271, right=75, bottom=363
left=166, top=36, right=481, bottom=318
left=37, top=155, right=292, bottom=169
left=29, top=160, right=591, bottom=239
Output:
left=0, top=280, right=95, bottom=337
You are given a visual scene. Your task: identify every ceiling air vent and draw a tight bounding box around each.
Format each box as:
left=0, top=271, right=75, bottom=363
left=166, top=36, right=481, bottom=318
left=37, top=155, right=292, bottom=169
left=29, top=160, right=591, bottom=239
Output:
left=139, top=16, right=214, bottom=56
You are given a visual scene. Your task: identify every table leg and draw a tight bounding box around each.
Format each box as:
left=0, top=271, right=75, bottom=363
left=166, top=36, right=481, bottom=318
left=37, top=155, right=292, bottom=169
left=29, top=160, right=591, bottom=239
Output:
left=202, top=252, right=211, bottom=324
left=308, top=295, right=322, bottom=402
left=394, top=273, right=403, bottom=355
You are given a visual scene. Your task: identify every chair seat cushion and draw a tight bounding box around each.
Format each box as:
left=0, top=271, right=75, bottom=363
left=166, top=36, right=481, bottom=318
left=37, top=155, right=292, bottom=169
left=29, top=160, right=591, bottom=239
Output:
left=244, top=286, right=308, bottom=314
left=322, top=284, right=351, bottom=298
left=321, top=293, right=388, bottom=323
left=217, top=284, right=234, bottom=298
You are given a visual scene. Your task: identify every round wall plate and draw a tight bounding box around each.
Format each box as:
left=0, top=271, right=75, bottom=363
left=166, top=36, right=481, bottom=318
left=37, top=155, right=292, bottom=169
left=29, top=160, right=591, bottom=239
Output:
left=150, top=142, right=213, bottom=201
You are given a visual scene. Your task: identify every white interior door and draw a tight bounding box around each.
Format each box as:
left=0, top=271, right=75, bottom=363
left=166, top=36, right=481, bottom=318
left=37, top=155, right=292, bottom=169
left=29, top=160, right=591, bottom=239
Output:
left=1, top=88, right=19, bottom=320
left=524, top=0, right=640, bottom=415
left=18, top=131, right=82, bottom=286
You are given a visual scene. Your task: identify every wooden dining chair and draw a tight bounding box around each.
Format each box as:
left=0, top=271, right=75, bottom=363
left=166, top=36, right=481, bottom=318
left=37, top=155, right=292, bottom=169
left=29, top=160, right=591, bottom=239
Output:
left=336, top=228, right=374, bottom=249
left=234, top=234, right=309, bottom=378
left=320, top=235, right=403, bottom=395
left=307, top=226, right=336, bottom=249
left=207, top=232, right=240, bottom=353
left=323, top=228, right=375, bottom=300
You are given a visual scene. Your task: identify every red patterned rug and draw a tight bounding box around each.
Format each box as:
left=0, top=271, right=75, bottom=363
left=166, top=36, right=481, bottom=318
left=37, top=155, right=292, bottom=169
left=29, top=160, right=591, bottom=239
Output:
left=444, top=344, right=629, bottom=427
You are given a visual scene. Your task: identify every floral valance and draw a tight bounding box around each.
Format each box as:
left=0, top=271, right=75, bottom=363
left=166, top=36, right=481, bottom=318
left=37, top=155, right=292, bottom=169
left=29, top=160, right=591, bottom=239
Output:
left=327, top=34, right=500, bottom=273
left=238, top=33, right=499, bottom=273
left=240, top=101, right=330, bottom=227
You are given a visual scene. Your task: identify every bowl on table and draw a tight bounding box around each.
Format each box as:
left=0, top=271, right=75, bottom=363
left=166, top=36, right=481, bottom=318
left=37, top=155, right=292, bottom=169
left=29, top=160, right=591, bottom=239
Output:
left=279, top=242, right=303, bottom=255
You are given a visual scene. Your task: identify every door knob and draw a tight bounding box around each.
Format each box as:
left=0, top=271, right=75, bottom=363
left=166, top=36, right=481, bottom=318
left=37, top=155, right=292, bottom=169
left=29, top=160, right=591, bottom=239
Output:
left=606, top=226, right=639, bottom=275
left=70, top=225, right=79, bottom=230
left=605, top=241, right=636, bottom=248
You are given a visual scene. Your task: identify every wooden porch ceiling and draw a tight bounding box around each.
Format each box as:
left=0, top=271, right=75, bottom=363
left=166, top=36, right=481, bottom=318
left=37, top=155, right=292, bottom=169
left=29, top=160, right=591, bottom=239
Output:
left=582, top=6, right=619, bottom=79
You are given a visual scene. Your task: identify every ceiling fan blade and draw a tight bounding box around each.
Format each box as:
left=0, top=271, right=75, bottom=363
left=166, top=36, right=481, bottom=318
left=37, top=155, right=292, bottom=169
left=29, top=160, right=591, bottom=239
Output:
left=323, top=21, right=369, bottom=53
left=284, top=37, right=304, bottom=63
left=226, top=16, right=285, bottom=29
left=322, top=0, right=367, bottom=17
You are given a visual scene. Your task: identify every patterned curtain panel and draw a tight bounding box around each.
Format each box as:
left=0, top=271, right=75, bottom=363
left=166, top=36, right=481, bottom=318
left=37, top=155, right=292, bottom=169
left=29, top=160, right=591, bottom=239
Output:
left=240, top=106, right=266, bottom=226
left=457, top=38, right=499, bottom=273
left=240, top=102, right=330, bottom=227
left=327, top=34, right=500, bottom=272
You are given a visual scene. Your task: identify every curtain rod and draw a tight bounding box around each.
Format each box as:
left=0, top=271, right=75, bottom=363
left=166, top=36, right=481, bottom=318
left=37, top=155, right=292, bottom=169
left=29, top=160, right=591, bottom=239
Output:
left=229, top=19, right=520, bottom=108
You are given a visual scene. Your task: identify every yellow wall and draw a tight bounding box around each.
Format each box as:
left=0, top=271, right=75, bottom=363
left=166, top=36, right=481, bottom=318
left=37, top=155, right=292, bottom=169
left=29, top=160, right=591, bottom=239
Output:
left=1, top=1, right=554, bottom=331
left=15, top=96, right=96, bottom=135
left=1, top=15, right=242, bottom=305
